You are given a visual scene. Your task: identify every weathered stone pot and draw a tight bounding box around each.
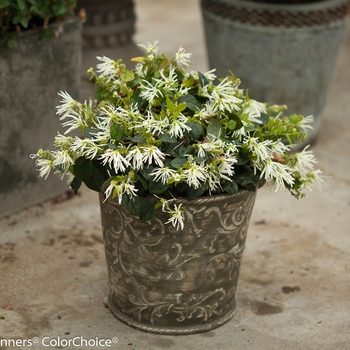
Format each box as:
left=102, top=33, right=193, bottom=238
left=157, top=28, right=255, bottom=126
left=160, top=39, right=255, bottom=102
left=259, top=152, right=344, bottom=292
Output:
left=77, top=0, right=136, bottom=48
left=0, top=17, right=82, bottom=217
left=77, top=0, right=142, bottom=98
left=201, top=0, right=350, bottom=143
left=99, top=190, right=256, bottom=334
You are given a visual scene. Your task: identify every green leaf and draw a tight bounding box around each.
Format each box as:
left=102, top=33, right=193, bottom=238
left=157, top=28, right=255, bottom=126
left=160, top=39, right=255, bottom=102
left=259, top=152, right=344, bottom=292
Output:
left=84, top=127, right=100, bottom=138
left=223, top=181, right=238, bottom=194
left=126, top=135, right=146, bottom=143
left=120, top=69, right=135, bottom=82
left=137, top=174, right=148, bottom=190
left=16, top=0, right=25, bottom=10
left=0, top=0, right=10, bottom=9
left=236, top=154, right=250, bottom=165
left=94, top=86, right=106, bottom=103
left=72, top=157, right=104, bottom=192
left=70, top=177, right=82, bottom=194
left=0, top=316, right=5, bottom=320
left=57, top=4, right=66, bottom=15
left=175, top=182, right=190, bottom=194
left=166, top=96, right=176, bottom=113
left=130, top=88, right=147, bottom=108
left=165, top=96, right=186, bottom=116
left=139, top=165, right=154, bottom=182
left=17, top=0, right=26, bottom=11
left=52, top=3, right=66, bottom=15
left=260, top=112, right=270, bottom=125
left=194, top=156, right=207, bottom=163
left=244, top=124, right=256, bottom=133
left=148, top=179, right=169, bottom=195
left=160, top=133, right=178, bottom=144
left=186, top=122, right=202, bottom=140
left=176, top=102, right=187, bottom=114
left=72, top=157, right=93, bottom=182
left=177, top=95, right=202, bottom=113
left=186, top=182, right=206, bottom=200
left=12, top=15, right=20, bottom=24
left=127, top=76, right=141, bottom=88
left=107, top=142, right=118, bottom=150
left=227, top=120, right=237, bottom=131
left=139, top=200, right=158, bottom=221
left=170, top=157, right=187, bottom=169
left=207, top=118, right=222, bottom=140
left=236, top=172, right=260, bottom=189
left=85, top=166, right=104, bottom=192
left=198, top=72, right=209, bottom=88
left=110, top=124, right=125, bottom=143
left=19, top=16, right=29, bottom=28
left=228, top=113, right=244, bottom=131
left=185, top=145, right=196, bottom=155
left=101, top=177, right=112, bottom=192
left=122, top=194, right=140, bottom=216
left=161, top=142, right=179, bottom=157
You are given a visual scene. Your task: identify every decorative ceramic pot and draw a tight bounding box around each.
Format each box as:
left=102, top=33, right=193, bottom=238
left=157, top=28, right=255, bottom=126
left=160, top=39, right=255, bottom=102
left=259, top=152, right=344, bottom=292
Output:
left=200, top=0, right=350, bottom=143
left=99, top=190, right=257, bottom=334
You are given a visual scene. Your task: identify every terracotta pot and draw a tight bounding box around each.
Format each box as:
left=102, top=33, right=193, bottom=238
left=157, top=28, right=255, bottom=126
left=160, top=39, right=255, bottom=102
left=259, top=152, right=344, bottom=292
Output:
left=99, top=190, right=256, bottom=334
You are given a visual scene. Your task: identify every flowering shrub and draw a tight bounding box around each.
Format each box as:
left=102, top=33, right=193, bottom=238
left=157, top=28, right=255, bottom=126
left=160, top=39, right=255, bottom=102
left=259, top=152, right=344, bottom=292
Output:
left=32, top=41, right=324, bottom=229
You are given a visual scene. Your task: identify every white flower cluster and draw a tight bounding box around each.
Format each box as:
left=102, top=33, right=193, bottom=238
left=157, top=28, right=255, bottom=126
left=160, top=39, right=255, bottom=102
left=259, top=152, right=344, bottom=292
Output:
left=32, top=42, right=324, bottom=230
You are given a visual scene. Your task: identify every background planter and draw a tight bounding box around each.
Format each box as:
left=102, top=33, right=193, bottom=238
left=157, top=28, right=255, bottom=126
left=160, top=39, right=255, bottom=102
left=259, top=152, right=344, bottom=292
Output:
left=99, top=190, right=256, bottom=334
left=201, top=0, right=350, bottom=142
left=77, top=0, right=136, bottom=48
left=77, top=0, right=142, bottom=99
left=0, top=17, right=82, bottom=217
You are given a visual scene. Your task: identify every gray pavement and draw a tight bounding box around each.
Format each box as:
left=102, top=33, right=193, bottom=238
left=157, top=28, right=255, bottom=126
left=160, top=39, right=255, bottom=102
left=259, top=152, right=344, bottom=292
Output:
left=1, top=1, right=350, bottom=349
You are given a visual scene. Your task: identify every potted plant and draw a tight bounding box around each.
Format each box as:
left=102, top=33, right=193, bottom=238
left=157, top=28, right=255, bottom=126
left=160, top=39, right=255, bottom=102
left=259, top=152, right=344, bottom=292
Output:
left=0, top=0, right=82, bottom=217
left=32, top=41, right=323, bottom=334
left=200, top=0, right=350, bottom=143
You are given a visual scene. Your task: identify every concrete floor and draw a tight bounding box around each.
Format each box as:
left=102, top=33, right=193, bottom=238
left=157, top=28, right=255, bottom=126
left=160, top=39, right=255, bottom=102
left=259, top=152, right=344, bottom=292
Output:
left=1, top=0, right=350, bottom=349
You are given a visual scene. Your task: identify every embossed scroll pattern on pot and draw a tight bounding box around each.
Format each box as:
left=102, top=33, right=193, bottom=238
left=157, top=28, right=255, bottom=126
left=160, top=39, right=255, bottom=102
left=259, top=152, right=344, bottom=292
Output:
left=99, top=190, right=257, bottom=334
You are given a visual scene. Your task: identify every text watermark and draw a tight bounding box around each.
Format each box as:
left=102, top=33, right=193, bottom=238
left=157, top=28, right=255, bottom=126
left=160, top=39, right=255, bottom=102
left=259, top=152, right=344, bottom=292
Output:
left=0, top=336, right=119, bottom=347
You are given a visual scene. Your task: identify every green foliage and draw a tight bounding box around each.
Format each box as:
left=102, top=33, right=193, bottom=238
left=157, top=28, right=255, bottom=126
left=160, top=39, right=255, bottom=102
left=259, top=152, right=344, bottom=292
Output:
left=0, top=0, right=77, bottom=49
left=32, top=43, right=322, bottom=228
left=72, top=157, right=105, bottom=192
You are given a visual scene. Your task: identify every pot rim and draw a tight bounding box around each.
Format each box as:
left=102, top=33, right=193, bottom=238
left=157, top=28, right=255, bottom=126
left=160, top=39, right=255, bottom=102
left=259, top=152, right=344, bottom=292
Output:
left=204, top=0, right=350, bottom=12
left=14, top=16, right=81, bottom=43
left=201, top=0, right=350, bottom=26
left=100, top=188, right=257, bottom=207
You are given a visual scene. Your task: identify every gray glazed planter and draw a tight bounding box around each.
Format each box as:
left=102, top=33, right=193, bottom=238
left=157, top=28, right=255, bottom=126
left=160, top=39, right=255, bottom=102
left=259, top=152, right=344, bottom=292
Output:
left=201, top=0, right=349, bottom=142
left=99, top=190, right=257, bottom=334
left=0, top=17, right=82, bottom=217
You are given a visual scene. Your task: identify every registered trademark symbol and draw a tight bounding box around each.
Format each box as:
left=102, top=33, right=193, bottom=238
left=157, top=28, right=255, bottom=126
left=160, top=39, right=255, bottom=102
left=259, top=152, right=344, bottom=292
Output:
left=112, top=336, right=119, bottom=343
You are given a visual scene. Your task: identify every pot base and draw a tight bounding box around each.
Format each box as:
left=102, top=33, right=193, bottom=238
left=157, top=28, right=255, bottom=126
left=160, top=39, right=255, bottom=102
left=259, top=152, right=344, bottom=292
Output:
left=108, top=295, right=236, bottom=335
